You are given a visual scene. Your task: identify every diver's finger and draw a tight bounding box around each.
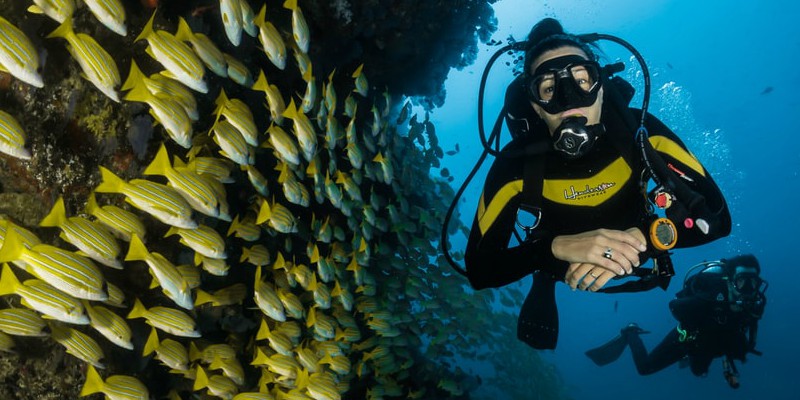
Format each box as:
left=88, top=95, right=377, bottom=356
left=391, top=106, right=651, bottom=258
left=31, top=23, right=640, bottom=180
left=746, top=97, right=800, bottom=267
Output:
left=599, top=228, right=647, bottom=252
left=578, top=268, right=605, bottom=291
left=566, top=263, right=592, bottom=290
left=587, top=270, right=615, bottom=292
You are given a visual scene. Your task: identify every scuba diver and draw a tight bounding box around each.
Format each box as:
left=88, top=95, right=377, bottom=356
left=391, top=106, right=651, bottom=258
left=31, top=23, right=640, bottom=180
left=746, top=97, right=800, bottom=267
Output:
left=456, top=18, right=732, bottom=350
left=585, top=254, right=767, bottom=389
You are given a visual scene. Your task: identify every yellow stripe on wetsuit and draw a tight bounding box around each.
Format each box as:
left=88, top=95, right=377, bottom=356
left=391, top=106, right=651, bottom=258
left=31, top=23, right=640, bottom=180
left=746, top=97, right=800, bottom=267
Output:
left=649, top=136, right=705, bottom=177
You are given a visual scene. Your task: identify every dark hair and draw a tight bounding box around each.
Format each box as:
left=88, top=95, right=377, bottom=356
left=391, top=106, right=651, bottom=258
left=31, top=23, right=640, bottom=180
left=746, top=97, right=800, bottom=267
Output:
left=722, top=254, right=761, bottom=274
left=524, top=18, right=598, bottom=74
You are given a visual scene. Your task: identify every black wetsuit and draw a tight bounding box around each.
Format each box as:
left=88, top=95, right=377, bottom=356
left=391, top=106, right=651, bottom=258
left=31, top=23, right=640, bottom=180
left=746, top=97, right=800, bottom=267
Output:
left=465, top=107, right=731, bottom=288
left=628, top=283, right=763, bottom=376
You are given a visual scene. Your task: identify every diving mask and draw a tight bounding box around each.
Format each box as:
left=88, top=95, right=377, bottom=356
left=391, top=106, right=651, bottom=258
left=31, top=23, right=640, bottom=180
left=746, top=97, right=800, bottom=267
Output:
left=732, top=270, right=761, bottom=296
left=527, top=55, right=602, bottom=115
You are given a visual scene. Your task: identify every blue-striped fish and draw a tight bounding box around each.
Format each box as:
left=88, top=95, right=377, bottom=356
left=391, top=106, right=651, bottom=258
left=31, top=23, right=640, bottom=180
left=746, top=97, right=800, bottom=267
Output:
left=352, top=63, right=368, bottom=97
left=189, top=342, right=237, bottom=364
left=84, top=192, right=146, bottom=243
left=226, top=214, right=260, bottom=241
left=306, top=306, right=335, bottom=339
left=211, top=119, right=253, bottom=166
left=239, top=0, right=257, bottom=37
left=180, top=156, right=234, bottom=183
left=243, top=165, right=270, bottom=197
left=176, top=17, right=226, bottom=77
left=103, top=281, right=126, bottom=308
left=277, top=287, right=303, bottom=320
left=193, top=366, right=239, bottom=399
left=0, top=227, right=107, bottom=302
left=214, top=90, right=258, bottom=146
left=143, top=328, right=189, bottom=371
left=255, top=319, right=293, bottom=356
left=299, top=369, right=341, bottom=400
left=127, top=298, right=200, bottom=337
left=125, top=235, right=193, bottom=310
left=208, top=355, right=245, bottom=386
left=194, top=253, right=230, bottom=277
left=219, top=0, right=244, bottom=46
left=240, top=244, right=270, bottom=267
left=195, top=283, right=246, bottom=307
left=265, top=124, right=300, bottom=167
left=0, top=307, right=47, bottom=337
left=80, top=364, right=149, bottom=400
left=223, top=52, right=253, bottom=87
left=253, top=5, right=286, bottom=70
left=82, top=299, right=133, bottom=350
left=46, top=18, right=120, bottom=102
left=294, top=344, right=320, bottom=373
left=293, top=46, right=312, bottom=79
left=165, top=225, right=226, bottom=260
left=251, top=347, right=299, bottom=379
left=84, top=0, right=127, bottom=36
left=135, top=11, right=207, bottom=93
left=0, top=110, right=32, bottom=160
left=283, top=98, right=317, bottom=162
left=301, top=68, right=317, bottom=114
left=141, top=72, right=199, bottom=121
left=122, top=61, right=193, bottom=148
left=0, top=17, right=44, bottom=88
left=252, top=70, right=286, bottom=125
left=256, top=198, right=298, bottom=234
left=50, top=322, right=105, bottom=368
left=175, top=264, right=201, bottom=290
left=283, top=0, right=309, bottom=54
left=253, top=266, right=285, bottom=322
left=96, top=166, right=197, bottom=229
left=28, top=0, right=75, bottom=23
left=143, top=144, right=222, bottom=219
left=324, top=70, right=337, bottom=115
left=40, top=196, right=122, bottom=269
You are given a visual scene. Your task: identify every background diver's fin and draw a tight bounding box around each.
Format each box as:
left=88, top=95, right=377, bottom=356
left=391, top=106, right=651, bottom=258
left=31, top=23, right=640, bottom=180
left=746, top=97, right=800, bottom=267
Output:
left=585, top=334, right=629, bottom=366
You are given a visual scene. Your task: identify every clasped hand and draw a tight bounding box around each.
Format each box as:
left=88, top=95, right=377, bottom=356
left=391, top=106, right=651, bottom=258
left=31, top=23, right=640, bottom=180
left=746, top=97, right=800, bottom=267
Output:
left=552, top=228, right=647, bottom=291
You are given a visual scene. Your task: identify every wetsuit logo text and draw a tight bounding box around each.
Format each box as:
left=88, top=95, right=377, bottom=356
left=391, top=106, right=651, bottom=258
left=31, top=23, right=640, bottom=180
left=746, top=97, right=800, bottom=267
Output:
left=563, top=182, right=616, bottom=201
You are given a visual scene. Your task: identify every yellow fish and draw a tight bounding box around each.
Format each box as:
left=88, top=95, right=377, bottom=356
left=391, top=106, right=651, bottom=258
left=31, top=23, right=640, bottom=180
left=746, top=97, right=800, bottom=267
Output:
left=0, top=110, right=32, bottom=160
left=252, top=70, right=286, bottom=125
left=0, top=307, right=47, bottom=337
left=176, top=17, right=226, bottom=77
left=84, top=192, right=146, bottom=243
left=28, top=0, right=75, bottom=23
left=126, top=235, right=193, bottom=310
left=80, top=364, right=149, bottom=400
left=142, top=327, right=189, bottom=371
left=50, top=322, right=105, bottom=368
left=283, top=0, right=310, bottom=54
left=254, top=5, right=287, bottom=70
left=84, top=0, right=127, bottom=36
left=219, top=0, right=244, bottom=46
left=127, top=298, right=200, bottom=338
left=82, top=299, right=133, bottom=350
left=0, top=264, right=88, bottom=325
left=0, top=17, right=44, bottom=88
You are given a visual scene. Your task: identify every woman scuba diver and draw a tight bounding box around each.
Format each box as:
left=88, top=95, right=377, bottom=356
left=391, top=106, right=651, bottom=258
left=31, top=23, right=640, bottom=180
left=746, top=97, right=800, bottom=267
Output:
left=447, top=18, right=732, bottom=349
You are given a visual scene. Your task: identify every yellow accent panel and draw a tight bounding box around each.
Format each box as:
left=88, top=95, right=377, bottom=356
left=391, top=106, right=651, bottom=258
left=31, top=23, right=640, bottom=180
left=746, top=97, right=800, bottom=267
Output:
left=543, top=158, right=631, bottom=206
left=477, top=180, right=524, bottom=235
left=649, top=136, right=706, bottom=177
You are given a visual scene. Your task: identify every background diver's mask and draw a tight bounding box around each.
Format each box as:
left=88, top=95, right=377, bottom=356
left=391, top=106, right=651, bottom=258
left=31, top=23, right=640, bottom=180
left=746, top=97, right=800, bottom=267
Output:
left=731, top=269, right=762, bottom=298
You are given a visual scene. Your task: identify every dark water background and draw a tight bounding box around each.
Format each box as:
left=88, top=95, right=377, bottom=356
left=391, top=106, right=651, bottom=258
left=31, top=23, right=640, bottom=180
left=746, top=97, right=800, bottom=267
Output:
left=437, top=0, right=798, bottom=399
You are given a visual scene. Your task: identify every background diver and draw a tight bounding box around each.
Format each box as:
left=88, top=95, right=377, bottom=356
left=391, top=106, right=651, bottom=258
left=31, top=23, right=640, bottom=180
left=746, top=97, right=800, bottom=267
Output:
left=586, top=254, right=767, bottom=388
left=460, top=17, right=731, bottom=349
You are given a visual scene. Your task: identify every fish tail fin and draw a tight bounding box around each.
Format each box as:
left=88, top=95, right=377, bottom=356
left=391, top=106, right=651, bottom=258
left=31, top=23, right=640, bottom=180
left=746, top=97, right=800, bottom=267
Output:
left=255, top=199, right=271, bottom=225
left=79, top=365, right=105, bottom=397
left=121, top=59, right=145, bottom=92
left=163, top=226, right=179, bottom=238
left=96, top=166, right=126, bottom=194
left=39, top=196, right=68, bottom=228
left=282, top=98, right=297, bottom=120
left=0, top=264, right=20, bottom=296
left=188, top=341, right=201, bottom=362
left=175, top=17, right=194, bottom=43
left=251, top=346, right=268, bottom=366
left=143, top=144, right=172, bottom=177
left=46, top=18, right=74, bottom=41
left=254, top=5, right=266, bottom=27
left=208, top=355, right=224, bottom=371
left=126, top=298, right=147, bottom=319
left=124, top=235, right=149, bottom=262
left=122, top=76, right=153, bottom=103
left=226, top=214, right=241, bottom=237
left=85, top=192, right=99, bottom=215
left=135, top=10, right=157, bottom=43
left=252, top=70, right=268, bottom=92
left=283, top=0, right=298, bottom=11
left=194, top=289, right=213, bottom=307
left=192, top=365, right=208, bottom=391
left=0, top=226, right=24, bottom=263
left=142, top=327, right=159, bottom=356
left=352, top=63, right=364, bottom=78
left=239, top=246, right=250, bottom=263
left=255, top=318, right=270, bottom=340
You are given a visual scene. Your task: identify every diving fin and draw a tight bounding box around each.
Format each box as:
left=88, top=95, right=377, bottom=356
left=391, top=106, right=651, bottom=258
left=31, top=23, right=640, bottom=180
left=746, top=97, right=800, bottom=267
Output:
left=518, top=271, right=559, bottom=349
left=585, top=324, right=650, bottom=366
left=585, top=334, right=629, bottom=366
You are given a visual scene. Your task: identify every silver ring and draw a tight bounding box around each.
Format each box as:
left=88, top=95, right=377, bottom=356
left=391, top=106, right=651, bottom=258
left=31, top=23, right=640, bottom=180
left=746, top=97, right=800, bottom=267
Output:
left=603, top=247, right=613, bottom=259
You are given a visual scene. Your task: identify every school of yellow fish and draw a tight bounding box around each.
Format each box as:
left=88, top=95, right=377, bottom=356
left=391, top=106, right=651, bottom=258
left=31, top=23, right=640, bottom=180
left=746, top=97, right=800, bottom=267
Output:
left=0, top=0, right=564, bottom=399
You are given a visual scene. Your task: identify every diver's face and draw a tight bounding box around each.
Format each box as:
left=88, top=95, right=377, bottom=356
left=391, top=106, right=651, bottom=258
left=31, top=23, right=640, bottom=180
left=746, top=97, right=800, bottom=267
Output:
left=530, top=47, right=604, bottom=135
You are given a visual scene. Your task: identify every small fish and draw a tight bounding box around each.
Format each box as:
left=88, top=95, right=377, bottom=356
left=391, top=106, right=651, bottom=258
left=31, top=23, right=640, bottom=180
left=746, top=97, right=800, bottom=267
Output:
left=301, top=68, right=318, bottom=114
left=50, top=323, right=105, bottom=369
left=252, top=70, right=286, bottom=125
left=195, top=254, right=230, bottom=277
left=254, top=5, right=287, bottom=70
left=142, top=327, right=189, bottom=371
left=324, top=70, right=337, bottom=115
left=176, top=17, right=226, bottom=77
left=0, top=17, right=44, bottom=88
left=297, top=369, right=340, bottom=400
left=256, top=198, right=298, bottom=234
left=283, top=0, right=310, bottom=54
left=219, top=0, right=244, bottom=46
left=210, top=119, right=253, bottom=166
left=0, top=264, right=89, bottom=324
left=40, top=196, right=122, bottom=269
left=125, top=235, right=193, bottom=310
left=240, top=244, right=270, bottom=267
left=122, top=61, right=193, bottom=148
left=28, top=0, right=75, bottom=23
left=319, top=353, right=350, bottom=375
left=254, top=266, right=286, bottom=322
left=256, top=319, right=294, bottom=356
left=445, top=143, right=460, bottom=156
left=0, top=110, right=32, bottom=160
left=226, top=214, right=261, bottom=241
left=103, top=281, right=126, bottom=308
left=760, top=86, right=774, bottom=95
left=208, top=355, right=245, bottom=386
left=165, top=225, right=226, bottom=260
left=127, top=298, right=200, bottom=337
left=195, top=283, right=247, bottom=307
left=244, top=165, right=270, bottom=197
left=135, top=11, right=207, bottom=93
left=239, top=0, right=257, bottom=37
left=0, top=306, right=48, bottom=337
left=294, top=47, right=312, bottom=79
left=85, top=192, right=146, bottom=243
left=84, top=0, right=127, bottom=36
left=352, top=63, right=368, bottom=97
left=80, top=364, right=149, bottom=400
left=0, top=227, right=107, bottom=302
left=223, top=52, right=254, bottom=87
left=180, top=155, right=234, bottom=183
left=265, top=123, right=301, bottom=167
left=47, top=18, right=120, bottom=102
left=82, top=299, right=133, bottom=350
left=193, top=366, right=239, bottom=399
left=251, top=347, right=300, bottom=379
left=396, top=100, right=411, bottom=124
left=214, top=89, right=258, bottom=146
left=283, top=98, right=317, bottom=162
left=96, top=166, right=197, bottom=229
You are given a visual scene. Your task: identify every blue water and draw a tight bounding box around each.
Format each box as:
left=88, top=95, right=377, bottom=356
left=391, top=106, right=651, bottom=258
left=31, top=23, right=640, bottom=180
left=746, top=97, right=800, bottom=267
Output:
left=436, top=0, right=799, bottom=398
